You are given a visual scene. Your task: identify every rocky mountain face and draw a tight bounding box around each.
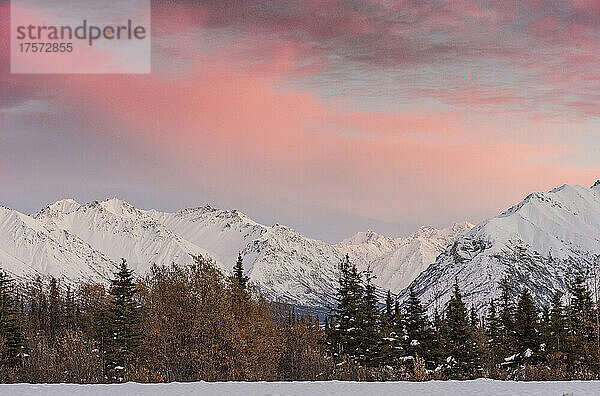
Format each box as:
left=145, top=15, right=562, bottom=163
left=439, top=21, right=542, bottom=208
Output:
left=399, top=182, right=600, bottom=313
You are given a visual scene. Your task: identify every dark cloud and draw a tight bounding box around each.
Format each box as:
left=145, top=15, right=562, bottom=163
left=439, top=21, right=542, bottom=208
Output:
left=152, top=0, right=600, bottom=119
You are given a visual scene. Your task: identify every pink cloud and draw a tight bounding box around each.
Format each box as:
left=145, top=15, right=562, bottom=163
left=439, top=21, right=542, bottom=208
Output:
left=1, top=0, right=598, bottom=231
left=12, top=54, right=590, bottom=225
left=4, top=1, right=600, bottom=119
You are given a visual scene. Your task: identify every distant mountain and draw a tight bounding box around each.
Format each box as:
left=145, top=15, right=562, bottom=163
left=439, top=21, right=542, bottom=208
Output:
left=338, top=222, right=473, bottom=292
left=35, top=198, right=213, bottom=274
left=400, top=181, right=600, bottom=313
left=0, top=204, right=114, bottom=282
left=147, top=205, right=342, bottom=306
left=0, top=198, right=470, bottom=309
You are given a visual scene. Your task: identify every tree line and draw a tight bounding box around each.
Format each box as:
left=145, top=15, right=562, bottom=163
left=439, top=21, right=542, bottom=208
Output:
left=1, top=253, right=600, bottom=382
left=326, top=255, right=600, bottom=380
left=0, top=255, right=326, bottom=383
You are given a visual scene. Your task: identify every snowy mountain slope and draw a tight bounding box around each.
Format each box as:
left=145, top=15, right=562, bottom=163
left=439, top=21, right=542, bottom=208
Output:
left=338, top=223, right=473, bottom=293
left=400, top=182, right=600, bottom=313
left=243, top=224, right=344, bottom=306
left=146, top=206, right=268, bottom=273
left=338, top=230, right=401, bottom=266
left=142, top=204, right=470, bottom=305
left=0, top=205, right=115, bottom=281
left=1, top=197, right=469, bottom=309
left=34, top=199, right=216, bottom=275
left=147, top=206, right=344, bottom=306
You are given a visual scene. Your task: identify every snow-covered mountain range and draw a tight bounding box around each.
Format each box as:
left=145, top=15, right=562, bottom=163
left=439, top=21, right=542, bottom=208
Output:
left=338, top=222, right=473, bottom=293
left=400, top=181, right=600, bottom=313
left=5, top=180, right=596, bottom=313
left=0, top=198, right=470, bottom=308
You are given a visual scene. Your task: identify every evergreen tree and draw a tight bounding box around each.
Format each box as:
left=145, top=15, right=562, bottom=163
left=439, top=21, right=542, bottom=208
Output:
left=0, top=270, right=25, bottom=366
left=63, top=285, right=77, bottom=332
left=358, top=267, right=380, bottom=366
left=48, top=277, right=61, bottom=342
left=568, top=275, right=595, bottom=343
left=232, top=252, right=249, bottom=290
left=404, top=287, right=430, bottom=362
left=548, top=293, right=566, bottom=353
left=29, top=276, right=47, bottom=335
left=393, top=300, right=403, bottom=333
left=390, top=299, right=405, bottom=360
left=393, top=300, right=404, bottom=334
left=107, top=259, right=142, bottom=382
left=498, top=277, right=515, bottom=353
left=442, top=283, right=478, bottom=377
left=430, top=307, right=445, bottom=366
left=381, top=291, right=394, bottom=329
left=540, top=305, right=550, bottom=336
left=514, top=288, right=538, bottom=361
left=93, top=299, right=111, bottom=380
left=486, top=299, right=502, bottom=364
left=469, top=306, right=478, bottom=328
left=329, top=254, right=365, bottom=363
left=378, top=291, right=399, bottom=366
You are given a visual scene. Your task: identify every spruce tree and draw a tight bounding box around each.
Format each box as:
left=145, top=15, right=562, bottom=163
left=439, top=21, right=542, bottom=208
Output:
left=404, top=287, right=430, bottom=362
left=538, top=305, right=551, bottom=359
left=0, top=270, right=25, bottom=366
left=330, top=254, right=365, bottom=363
left=486, top=299, right=502, bottom=364
left=378, top=291, right=399, bottom=367
left=548, top=293, right=566, bottom=353
left=514, top=288, right=538, bottom=361
left=48, top=277, right=61, bottom=343
left=498, top=277, right=515, bottom=353
left=358, top=267, right=380, bottom=366
left=568, top=275, right=595, bottom=343
left=93, top=300, right=111, bottom=380
left=382, top=291, right=394, bottom=329
left=391, top=300, right=405, bottom=359
left=107, top=259, right=142, bottom=382
left=470, top=306, right=478, bottom=328
left=233, top=252, right=249, bottom=290
left=430, top=307, right=445, bottom=367
left=64, top=285, right=77, bottom=332
left=393, top=300, right=403, bottom=332
left=442, top=283, right=478, bottom=377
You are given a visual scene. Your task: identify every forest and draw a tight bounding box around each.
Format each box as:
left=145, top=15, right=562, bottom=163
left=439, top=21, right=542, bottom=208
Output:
left=1, top=254, right=600, bottom=383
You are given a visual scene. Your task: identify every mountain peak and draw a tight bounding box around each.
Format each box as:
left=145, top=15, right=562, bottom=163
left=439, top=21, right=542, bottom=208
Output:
left=402, top=181, right=600, bottom=314
left=443, top=221, right=475, bottom=235
left=451, top=221, right=475, bottom=229
left=103, top=197, right=130, bottom=206
left=50, top=198, right=80, bottom=213
left=549, top=184, right=569, bottom=193
left=99, top=198, right=139, bottom=217
left=592, top=180, right=600, bottom=189
left=340, top=229, right=387, bottom=245
left=35, top=199, right=81, bottom=218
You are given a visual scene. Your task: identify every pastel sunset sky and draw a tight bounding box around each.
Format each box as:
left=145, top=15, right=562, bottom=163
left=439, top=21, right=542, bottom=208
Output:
left=1, top=0, right=599, bottom=242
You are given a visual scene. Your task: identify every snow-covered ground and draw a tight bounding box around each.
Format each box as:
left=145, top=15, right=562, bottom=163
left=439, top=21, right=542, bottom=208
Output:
left=1, top=380, right=599, bottom=396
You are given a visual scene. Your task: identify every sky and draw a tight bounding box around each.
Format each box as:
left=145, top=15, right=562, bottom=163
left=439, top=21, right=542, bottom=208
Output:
left=1, top=0, right=599, bottom=242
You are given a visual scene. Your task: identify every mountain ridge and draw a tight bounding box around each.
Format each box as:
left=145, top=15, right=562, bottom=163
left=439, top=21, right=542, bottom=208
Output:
left=0, top=198, right=470, bottom=308
left=399, top=181, right=600, bottom=313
